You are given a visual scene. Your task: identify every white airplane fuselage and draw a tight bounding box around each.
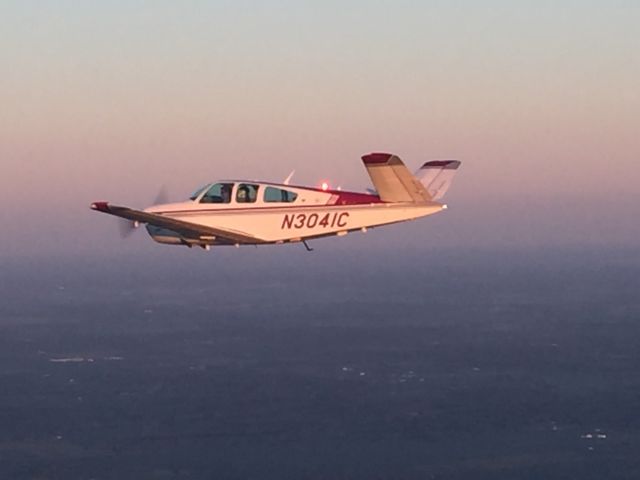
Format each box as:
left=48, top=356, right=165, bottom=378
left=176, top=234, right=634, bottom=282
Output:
left=144, top=181, right=445, bottom=247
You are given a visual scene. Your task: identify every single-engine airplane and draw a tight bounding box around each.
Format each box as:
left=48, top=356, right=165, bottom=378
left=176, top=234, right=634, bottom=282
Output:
left=90, top=153, right=461, bottom=251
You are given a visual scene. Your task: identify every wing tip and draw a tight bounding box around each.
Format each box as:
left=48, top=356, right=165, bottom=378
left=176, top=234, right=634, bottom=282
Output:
left=90, top=201, right=110, bottom=213
left=421, top=160, right=461, bottom=170
left=362, top=153, right=400, bottom=165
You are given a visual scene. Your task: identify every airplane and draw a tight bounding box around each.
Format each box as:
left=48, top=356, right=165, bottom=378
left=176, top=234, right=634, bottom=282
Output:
left=90, top=153, right=461, bottom=251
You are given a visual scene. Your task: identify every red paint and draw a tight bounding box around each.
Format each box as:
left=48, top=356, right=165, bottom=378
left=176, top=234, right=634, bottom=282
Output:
left=90, top=202, right=110, bottom=213
left=421, top=160, right=461, bottom=169
left=319, top=213, right=330, bottom=227
left=152, top=191, right=382, bottom=216
left=307, top=213, right=319, bottom=228
left=331, top=191, right=383, bottom=205
left=361, top=153, right=393, bottom=164
left=281, top=214, right=294, bottom=229
left=226, top=179, right=383, bottom=204
left=281, top=212, right=350, bottom=230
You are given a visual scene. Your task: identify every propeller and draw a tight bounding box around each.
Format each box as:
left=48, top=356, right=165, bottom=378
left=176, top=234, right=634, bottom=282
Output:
left=153, top=185, right=169, bottom=205
left=118, top=185, right=169, bottom=239
left=118, top=218, right=138, bottom=238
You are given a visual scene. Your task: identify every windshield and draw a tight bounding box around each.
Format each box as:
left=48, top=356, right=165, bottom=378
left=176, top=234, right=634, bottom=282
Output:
left=200, top=183, right=234, bottom=204
left=189, top=185, right=209, bottom=201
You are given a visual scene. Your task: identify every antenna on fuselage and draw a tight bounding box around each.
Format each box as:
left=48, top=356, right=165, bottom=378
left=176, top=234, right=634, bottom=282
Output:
left=283, top=170, right=295, bottom=185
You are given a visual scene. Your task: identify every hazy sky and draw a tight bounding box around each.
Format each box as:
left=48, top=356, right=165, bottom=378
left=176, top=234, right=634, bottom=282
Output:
left=1, top=1, right=638, bottom=257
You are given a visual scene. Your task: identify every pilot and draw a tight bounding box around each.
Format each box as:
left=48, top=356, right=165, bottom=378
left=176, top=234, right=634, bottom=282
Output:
left=221, top=184, right=232, bottom=203
left=237, top=185, right=249, bottom=203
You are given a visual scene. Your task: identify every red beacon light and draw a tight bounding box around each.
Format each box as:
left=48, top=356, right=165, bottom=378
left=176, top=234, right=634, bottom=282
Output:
left=321, top=182, right=329, bottom=191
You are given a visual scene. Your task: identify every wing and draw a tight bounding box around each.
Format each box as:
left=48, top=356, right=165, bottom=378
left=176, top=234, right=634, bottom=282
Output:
left=90, top=202, right=264, bottom=245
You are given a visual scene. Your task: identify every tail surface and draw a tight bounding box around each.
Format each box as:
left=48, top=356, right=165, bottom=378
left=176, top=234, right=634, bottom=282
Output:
left=361, top=153, right=431, bottom=203
left=415, top=160, right=461, bottom=200
left=362, top=153, right=461, bottom=203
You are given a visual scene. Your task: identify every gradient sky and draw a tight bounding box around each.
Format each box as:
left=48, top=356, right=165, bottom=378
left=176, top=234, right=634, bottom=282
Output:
left=1, top=1, right=638, bottom=257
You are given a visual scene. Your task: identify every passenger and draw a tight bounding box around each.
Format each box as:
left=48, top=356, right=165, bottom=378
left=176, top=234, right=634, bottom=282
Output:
left=237, top=185, right=249, bottom=203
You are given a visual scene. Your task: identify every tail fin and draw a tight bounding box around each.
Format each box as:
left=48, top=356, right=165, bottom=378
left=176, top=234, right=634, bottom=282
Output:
left=415, top=160, right=461, bottom=200
left=361, top=153, right=431, bottom=203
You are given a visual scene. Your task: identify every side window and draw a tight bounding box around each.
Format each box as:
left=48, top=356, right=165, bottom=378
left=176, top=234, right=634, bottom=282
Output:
left=236, top=184, right=259, bottom=203
left=264, top=186, right=298, bottom=203
left=200, top=183, right=234, bottom=203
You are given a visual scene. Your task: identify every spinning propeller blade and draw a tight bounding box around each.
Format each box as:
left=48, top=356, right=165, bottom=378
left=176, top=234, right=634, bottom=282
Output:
left=117, top=218, right=138, bottom=238
left=118, top=185, right=168, bottom=239
left=153, top=185, right=169, bottom=205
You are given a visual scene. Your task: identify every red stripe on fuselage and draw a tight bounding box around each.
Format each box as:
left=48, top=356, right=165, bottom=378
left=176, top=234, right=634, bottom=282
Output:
left=151, top=201, right=385, bottom=216
left=240, top=181, right=383, bottom=202
left=331, top=191, right=383, bottom=205
left=151, top=191, right=383, bottom=216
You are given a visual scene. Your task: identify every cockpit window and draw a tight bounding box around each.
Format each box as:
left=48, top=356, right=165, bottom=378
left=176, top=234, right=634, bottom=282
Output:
left=236, top=183, right=259, bottom=203
left=264, top=186, right=298, bottom=203
left=189, top=185, right=208, bottom=201
left=200, top=183, right=234, bottom=203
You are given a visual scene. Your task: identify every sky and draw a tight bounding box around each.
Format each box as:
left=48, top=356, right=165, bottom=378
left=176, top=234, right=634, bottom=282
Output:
left=1, top=1, right=638, bottom=258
